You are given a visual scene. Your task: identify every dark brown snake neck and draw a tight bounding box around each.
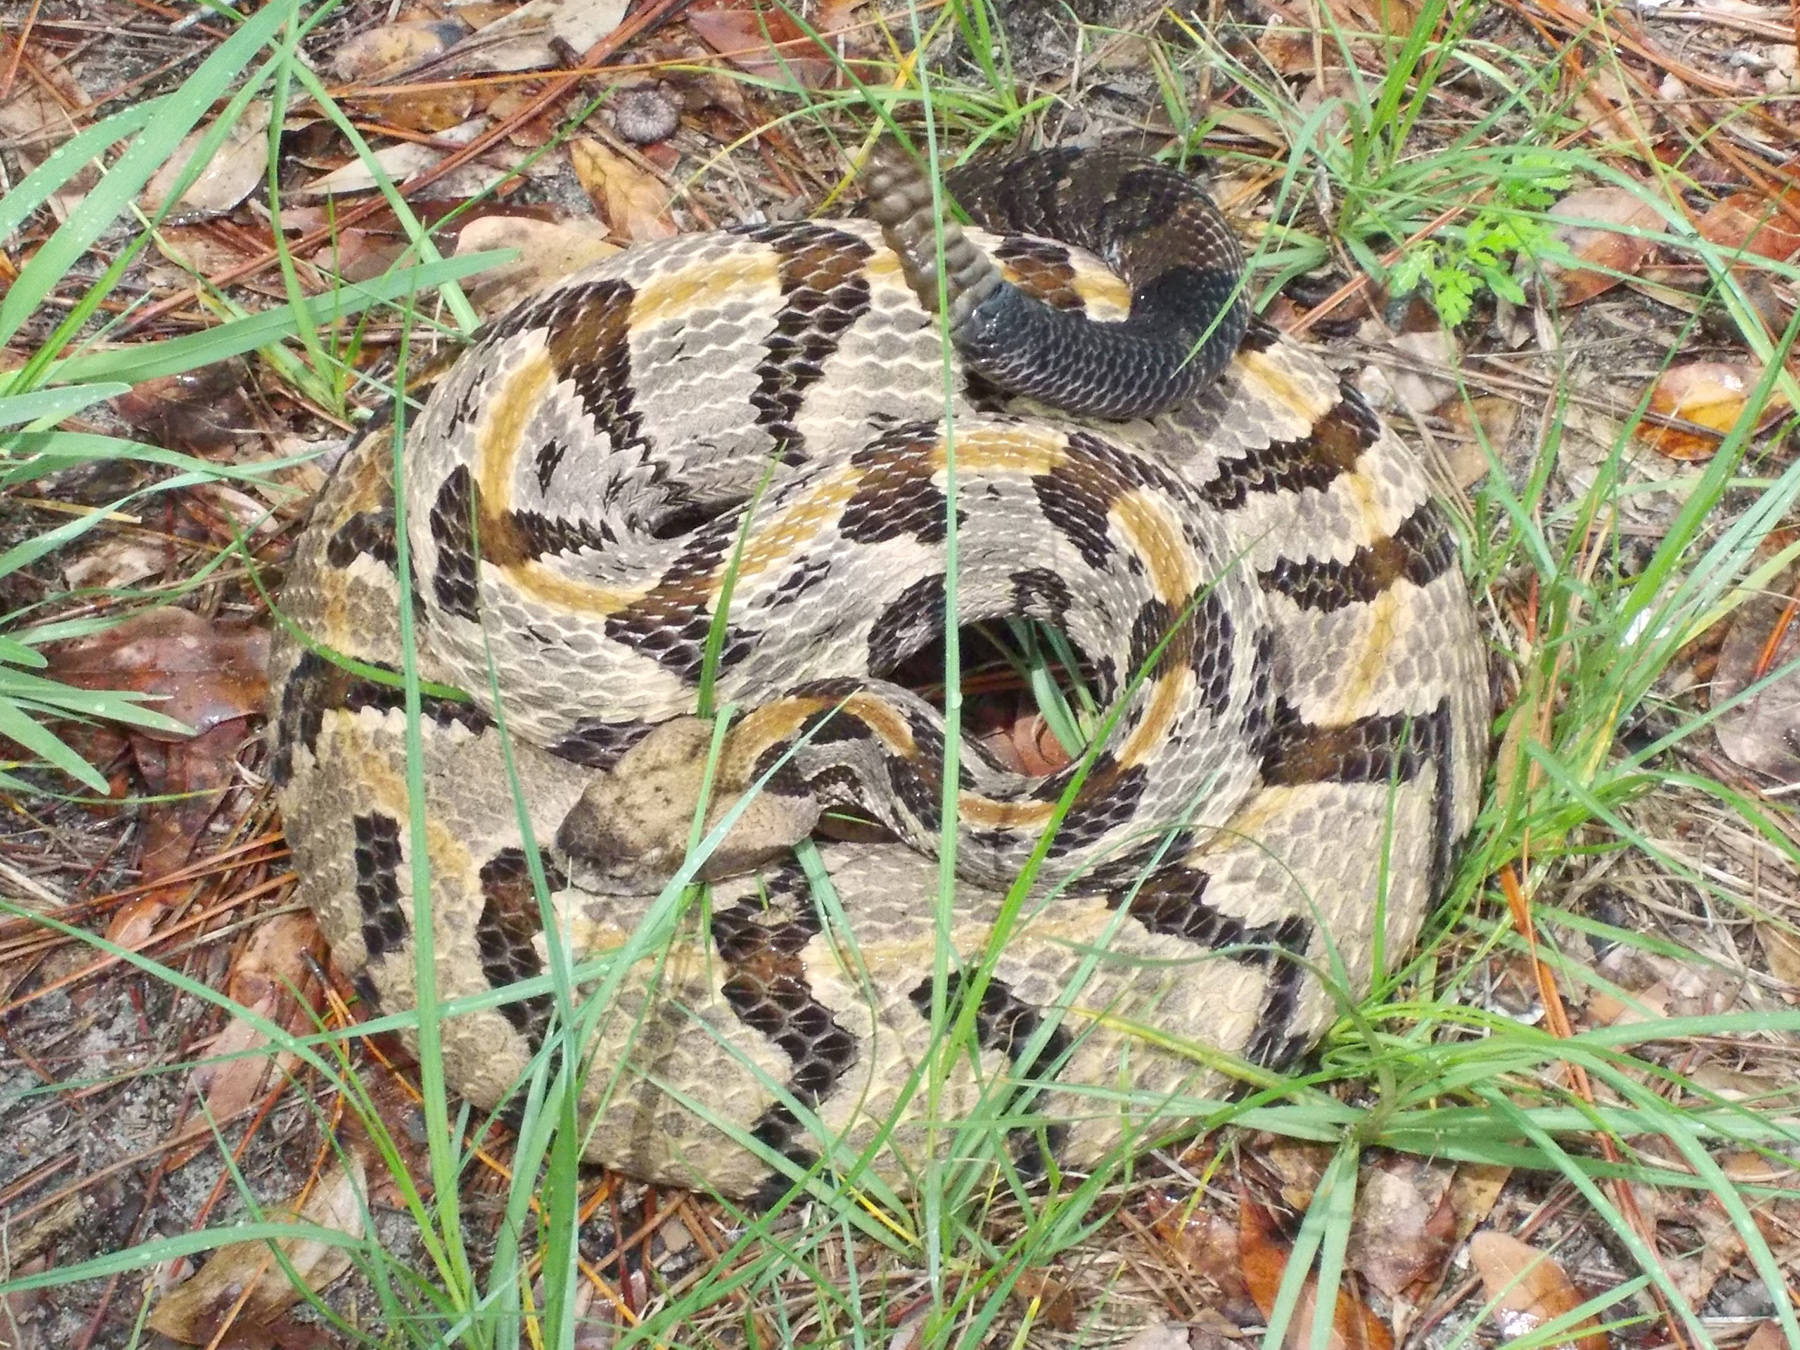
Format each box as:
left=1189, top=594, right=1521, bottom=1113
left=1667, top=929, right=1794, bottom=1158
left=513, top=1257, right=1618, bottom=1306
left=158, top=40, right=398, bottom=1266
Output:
left=268, top=143, right=1488, bottom=1200
left=869, top=143, right=1250, bottom=418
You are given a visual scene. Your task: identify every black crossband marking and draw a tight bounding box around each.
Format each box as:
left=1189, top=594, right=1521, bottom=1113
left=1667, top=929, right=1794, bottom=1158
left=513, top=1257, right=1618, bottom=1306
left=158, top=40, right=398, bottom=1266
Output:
left=1258, top=500, right=1456, bottom=613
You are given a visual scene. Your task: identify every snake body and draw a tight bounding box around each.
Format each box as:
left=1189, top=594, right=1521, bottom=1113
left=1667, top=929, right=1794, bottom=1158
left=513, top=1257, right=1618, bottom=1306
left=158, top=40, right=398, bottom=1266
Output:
left=269, top=147, right=1488, bottom=1199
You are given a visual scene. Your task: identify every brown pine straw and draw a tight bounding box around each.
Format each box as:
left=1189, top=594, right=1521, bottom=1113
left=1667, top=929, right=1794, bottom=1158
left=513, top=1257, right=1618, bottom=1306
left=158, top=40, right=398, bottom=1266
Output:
left=1499, top=862, right=1693, bottom=1350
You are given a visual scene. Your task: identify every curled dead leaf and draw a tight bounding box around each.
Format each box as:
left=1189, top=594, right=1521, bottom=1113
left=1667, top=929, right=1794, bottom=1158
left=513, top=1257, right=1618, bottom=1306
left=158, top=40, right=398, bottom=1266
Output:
left=1347, top=1157, right=1456, bottom=1299
left=456, top=214, right=618, bottom=313
left=570, top=137, right=675, bottom=241
left=1536, top=187, right=1665, bottom=307
left=1142, top=1189, right=1252, bottom=1307
left=1239, top=1194, right=1393, bottom=1350
left=1636, top=361, right=1788, bottom=461
left=141, top=105, right=273, bottom=221
left=1467, top=1231, right=1606, bottom=1350
left=49, top=608, right=269, bottom=737
left=147, top=1153, right=367, bottom=1342
left=441, top=0, right=628, bottom=74
left=334, top=18, right=477, bottom=132
left=333, top=17, right=466, bottom=81
left=112, top=363, right=254, bottom=453
left=1712, top=563, right=1800, bottom=781
left=1699, top=187, right=1800, bottom=264
left=688, top=8, right=837, bottom=89
left=1758, top=922, right=1800, bottom=993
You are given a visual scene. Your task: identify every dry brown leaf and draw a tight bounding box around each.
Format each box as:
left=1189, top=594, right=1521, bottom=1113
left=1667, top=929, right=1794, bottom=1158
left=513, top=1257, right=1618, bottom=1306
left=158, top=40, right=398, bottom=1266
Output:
left=815, top=0, right=879, bottom=52
left=1338, top=0, right=1417, bottom=38
left=1636, top=361, right=1788, bottom=461
left=134, top=719, right=255, bottom=871
left=177, top=913, right=326, bottom=1158
left=1348, top=1157, right=1456, bottom=1300
left=204, top=478, right=291, bottom=543
left=112, top=363, right=254, bottom=453
left=333, top=17, right=466, bottom=81
left=1142, top=1189, right=1252, bottom=1307
left=1293, top=68, right=1359, bottom=136
left=1721, top=1152, right=1799, bottom=1188
left=299, top=118, right=487, bottom=196
left=357, top=82, right=478, bottom=135
left=61, top=538, right=167, bottom=592
left=1010, top=1267, right=1077, bottom=1332
left=1209, top=107, right=1289, bottom=151
left=456, top=2, right=512, bottom=26
left=1713, top=566, right=1800, bottom=781
left=1239, top=1195, right=1393, bottom=1350
left=569, top=138, right=675, bottom=241
left=1745, top=1322, right=1788, bottom=1350
left=1537, top=187, right=1665, bottom=307
left=1263, top=1139, right=1332, bottom=1210
left=1256, top=28, right=1319, bottom=77
left=1444, top=1163, right=1510, bottom=1242
left=1684, top=1062, right=1793, bottom=1103
left=106, top=893, right=168, bottom=951
left=1585, top=985, right=1662, bottom=1027
left=190, top=1017, right=288, bottom=1154
left=51, top=610, right=269, bottom=909
left=1383, top=327, right=1460, bottom=417
left=457, top=214, right=618, bottom=313
left=1437, top=394, right=1517, bottom=490
left=142, top=104, right=272, bottom=220
left=688, top=8, right=836, bottom=89
left=1668, top=1192, right=1748, bottom=1305
left=0, top=43, right=88, bottom=152
left=151, top=225, right=266, bottom=283
left=229, top=910, right=327, bottom=1011
left=147, top=1153, right=366, bottom=1341
left=1699, top=188, right=1800, bottom=264
left=0, top=47, right=96, bottom=219
left=1467, top=1231, right=1606, bottom=1350
left=50, top=608, right=269, bottom=737
left=444, top=0, right=628, bottom=73
left=485, top=82, right=563, bottom=147
left=1117, top=1326, right=1198, bottom=1350
left=335, top=19, right=477, bottom=132
left=1758, top=922, right=1800, bottom=992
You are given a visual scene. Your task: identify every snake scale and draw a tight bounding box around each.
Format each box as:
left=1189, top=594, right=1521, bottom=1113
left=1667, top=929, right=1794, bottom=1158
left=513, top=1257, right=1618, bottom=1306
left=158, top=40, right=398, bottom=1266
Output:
left=268, top=144, right=1488, bottom=1199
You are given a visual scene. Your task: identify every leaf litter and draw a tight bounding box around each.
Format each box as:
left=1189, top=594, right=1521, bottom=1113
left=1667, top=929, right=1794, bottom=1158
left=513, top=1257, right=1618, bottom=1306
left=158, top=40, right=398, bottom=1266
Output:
left=6, top=0, right=1800, bottom=1345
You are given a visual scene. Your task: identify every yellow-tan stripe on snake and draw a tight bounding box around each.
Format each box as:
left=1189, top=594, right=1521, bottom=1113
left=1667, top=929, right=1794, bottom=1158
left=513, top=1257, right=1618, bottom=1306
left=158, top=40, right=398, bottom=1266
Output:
left=267, top=144, right=1488, bottom=1200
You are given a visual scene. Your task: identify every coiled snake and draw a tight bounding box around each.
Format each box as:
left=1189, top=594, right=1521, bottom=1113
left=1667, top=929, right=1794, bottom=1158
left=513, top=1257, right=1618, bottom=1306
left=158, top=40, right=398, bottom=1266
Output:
left=268, top=144, right=1488, bottom=1199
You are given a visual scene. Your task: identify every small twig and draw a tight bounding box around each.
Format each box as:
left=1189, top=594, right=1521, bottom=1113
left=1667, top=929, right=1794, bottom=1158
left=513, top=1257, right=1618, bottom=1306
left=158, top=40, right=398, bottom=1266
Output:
left=0, top=0, right=43, bottom=101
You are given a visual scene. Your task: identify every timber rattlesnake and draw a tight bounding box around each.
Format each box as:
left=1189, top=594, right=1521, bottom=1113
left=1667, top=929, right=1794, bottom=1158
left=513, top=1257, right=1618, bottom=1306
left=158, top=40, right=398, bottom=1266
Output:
left=268, top=143, right=1488, bottom=1199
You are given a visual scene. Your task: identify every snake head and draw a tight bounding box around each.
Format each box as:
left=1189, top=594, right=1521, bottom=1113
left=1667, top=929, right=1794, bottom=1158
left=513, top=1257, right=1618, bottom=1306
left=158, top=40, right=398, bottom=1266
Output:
left=554, top=716, right=819, bottom=893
